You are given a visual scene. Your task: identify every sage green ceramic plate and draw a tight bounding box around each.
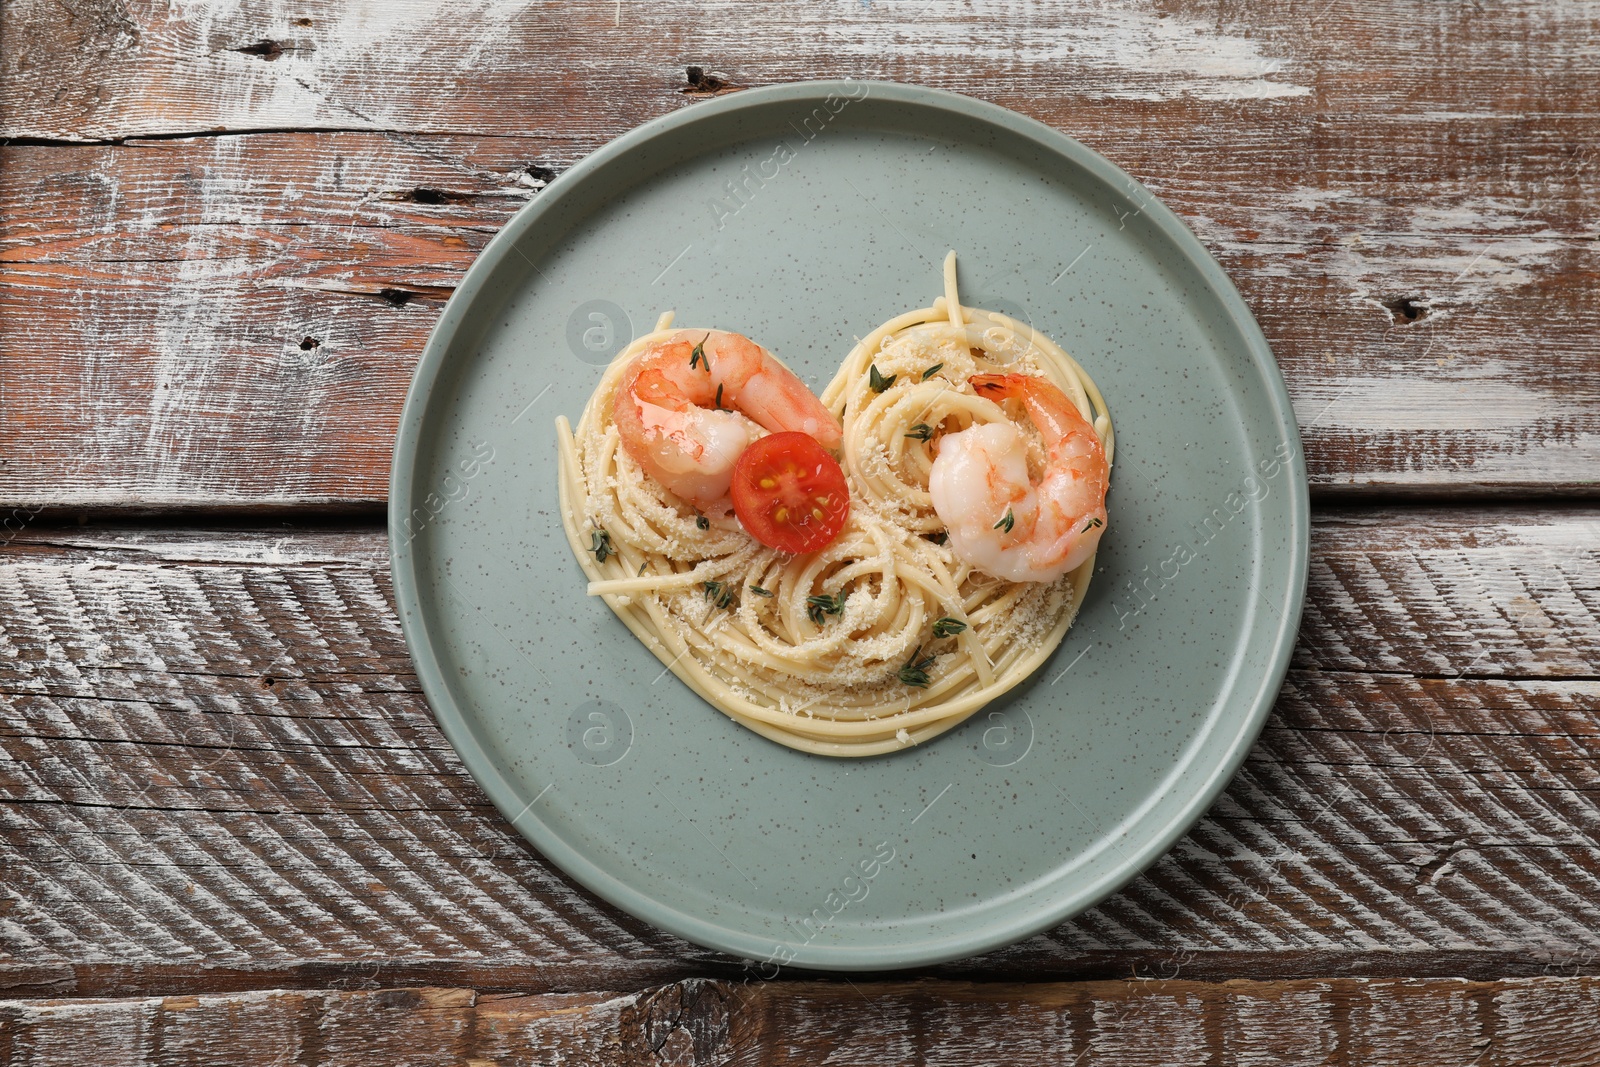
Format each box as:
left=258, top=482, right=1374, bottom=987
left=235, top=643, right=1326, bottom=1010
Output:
left=390, top=81, right=1307, bottom=970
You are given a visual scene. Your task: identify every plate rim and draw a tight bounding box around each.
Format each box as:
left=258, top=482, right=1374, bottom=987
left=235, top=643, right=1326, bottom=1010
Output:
left=389, top=79, right=1310, bottom=970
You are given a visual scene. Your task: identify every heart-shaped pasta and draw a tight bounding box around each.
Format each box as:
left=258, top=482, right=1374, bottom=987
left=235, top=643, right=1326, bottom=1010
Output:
left=557, top=254, right=1114, bottom=756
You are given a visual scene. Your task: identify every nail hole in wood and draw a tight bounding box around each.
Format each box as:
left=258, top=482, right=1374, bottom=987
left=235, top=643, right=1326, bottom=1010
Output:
left=1382, top=296, right=1429, bottom=324
left=684, top=66, right=728, bottom=93
left=232, top=39, right=284, bottom=60
left=293, top=17, right=312, bottom=27
left=378, top=288, right=414, bottom=307
left=298, top=336, right=321, bottom=350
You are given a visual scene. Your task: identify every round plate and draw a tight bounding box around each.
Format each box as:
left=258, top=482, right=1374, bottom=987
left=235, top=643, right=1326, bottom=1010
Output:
left=390, top=81, right=1308, bottom=970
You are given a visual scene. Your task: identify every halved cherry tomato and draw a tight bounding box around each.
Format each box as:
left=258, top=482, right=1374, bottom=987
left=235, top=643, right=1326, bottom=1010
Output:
left=730, top=432, right=850, bottom=554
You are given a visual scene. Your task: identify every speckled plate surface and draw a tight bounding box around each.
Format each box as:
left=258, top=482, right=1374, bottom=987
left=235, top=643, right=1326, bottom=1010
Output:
left=390, top=81, right=1308, bottom=970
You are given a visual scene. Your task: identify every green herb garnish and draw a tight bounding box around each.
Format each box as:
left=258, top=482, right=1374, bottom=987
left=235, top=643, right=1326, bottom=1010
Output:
left=748, top=585, right=774, bottom=597
left=806, top=591, right=847, bottom=626
left=695, top=515, right=710, bottom=531
left=928, top=531, right=948, bottom=545
left=993, top=508, right=1015, bottom=533
left=689, top=333, right=711, bottom=371
left=702, top=580, right=734, bottom=609
left=905, top=423, right=934, bottom=442
left=898, top=646, right=937, bottom=688
left=869, top=364, right=896, bottom=393
left=922, top=362, right=944, bottom=381
left=1082, top=516, right=1103, bottom=532
left=714, top=382, right=725, bottom=409
left=932, top=616, right=967, bottom=639
left=589, top=529, right=613, bottom=563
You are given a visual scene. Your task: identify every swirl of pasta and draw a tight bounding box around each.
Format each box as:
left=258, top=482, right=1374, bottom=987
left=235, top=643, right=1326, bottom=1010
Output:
left=557, top=253, right=1113, bottom=756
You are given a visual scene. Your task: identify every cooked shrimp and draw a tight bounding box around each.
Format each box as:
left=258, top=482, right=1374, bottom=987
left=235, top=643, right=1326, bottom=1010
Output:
left=612, top=330, right=841, bottom=521
left=927, top=373, right=1108, bottom=583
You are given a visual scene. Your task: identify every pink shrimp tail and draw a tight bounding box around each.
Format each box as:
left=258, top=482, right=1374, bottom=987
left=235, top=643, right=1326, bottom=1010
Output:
left=968, top=373, right=1099, bottom=451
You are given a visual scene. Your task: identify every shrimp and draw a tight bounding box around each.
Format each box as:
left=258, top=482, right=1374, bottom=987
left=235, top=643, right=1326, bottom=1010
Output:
left=612, top=330, right=842, bottom=521
left=927, top=373, right=1108, bottom=583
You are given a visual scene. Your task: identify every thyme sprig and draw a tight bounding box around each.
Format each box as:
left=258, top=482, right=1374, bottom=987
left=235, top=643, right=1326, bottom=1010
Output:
left=806, top=591, right=847, bottom=626
left=993, top=508, right=1015, bottom=533
left=589, top=529, right=613, bottom=563
left=688, top=333, right=712, bottom=371
left=905, top=423, right=934, bottom=442
left=898, top=646, right=937, bottom=688
left=702, top=580, right=734, bottom=610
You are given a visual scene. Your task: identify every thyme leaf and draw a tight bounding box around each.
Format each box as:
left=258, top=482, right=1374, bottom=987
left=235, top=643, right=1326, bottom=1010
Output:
left=702, top=580, right=734, bottom=610
left=869, top=364, right=896, bottom=393
left=921, top=362, right=944, bottom=381
left=805, top=591, right=847, bottom=626
left=748, top=585, right=774, bottom=597
left=905, top=423, right=934, bottom=441
left=689, top=333, right=712, bottom=371
left=589, top=529, right=613, bottom=563
left=695, top=515, right=710, bottom=531
left=898, top=646, right=937, bottom=688
left=932, top=616, right=967, bottom=639
left=993, top=508, right=1015, bottom=533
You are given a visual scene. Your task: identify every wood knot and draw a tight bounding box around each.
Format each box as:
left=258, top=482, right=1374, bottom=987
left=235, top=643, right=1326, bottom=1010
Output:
left=231, top=39, right=284, bottom=60
left=407, top=187, right=466, bottom=205
left=619, top=978, right=735, bottom=1060
left=1382, top=296, right=1429, bottom=324
left=683, top=65, right=732, bottom=94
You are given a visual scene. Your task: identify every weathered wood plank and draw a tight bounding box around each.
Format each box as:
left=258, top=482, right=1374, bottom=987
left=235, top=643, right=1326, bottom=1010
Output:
left=4, top=978, right=1600, bottom=1066
left=0, top=509, right=1596, bottom=995
left=2, top=0, right=1598, bottom=505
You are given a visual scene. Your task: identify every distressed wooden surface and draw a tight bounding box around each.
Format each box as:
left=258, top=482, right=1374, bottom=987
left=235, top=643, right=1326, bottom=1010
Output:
left=4, top=977, right=1600, bottom=1066
left=5, top=0, right=1600, bottom=1058
left=1, top=509, right=1596, bottom=1000
left=3, top=0, right=1600, bottom=507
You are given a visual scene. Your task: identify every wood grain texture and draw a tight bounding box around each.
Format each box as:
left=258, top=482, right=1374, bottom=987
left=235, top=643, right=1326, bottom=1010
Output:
left=4, top=977, right=1600, bottom=1066
left=2, top=0, right=1599, bottom=506
left=1, top=509, right=1596, bottom=997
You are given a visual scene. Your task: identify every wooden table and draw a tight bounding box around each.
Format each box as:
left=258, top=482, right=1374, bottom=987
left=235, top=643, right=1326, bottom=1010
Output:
left=3, top=1, right=1598, bottom=1062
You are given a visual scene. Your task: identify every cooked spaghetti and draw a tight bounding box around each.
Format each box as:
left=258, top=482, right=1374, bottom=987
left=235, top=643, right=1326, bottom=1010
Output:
left=556, top=253, right=1114, bottom=757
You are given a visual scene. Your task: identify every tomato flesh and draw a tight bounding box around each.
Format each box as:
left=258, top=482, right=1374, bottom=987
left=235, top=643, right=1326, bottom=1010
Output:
left=730, top=432, right=850, bottom=554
